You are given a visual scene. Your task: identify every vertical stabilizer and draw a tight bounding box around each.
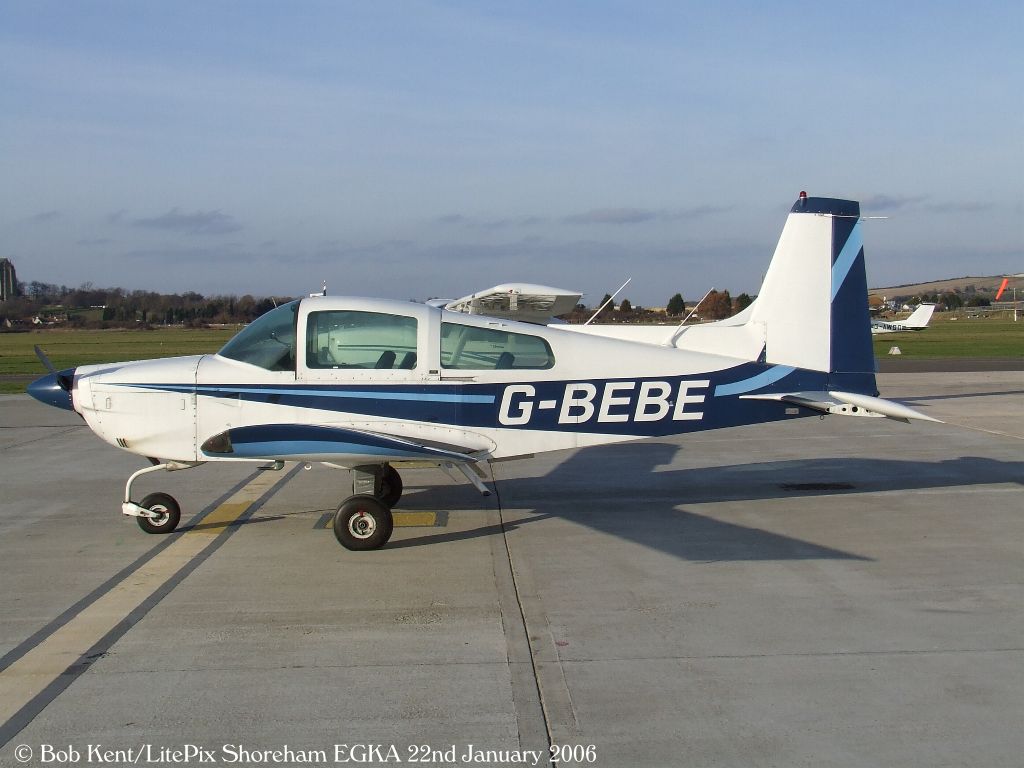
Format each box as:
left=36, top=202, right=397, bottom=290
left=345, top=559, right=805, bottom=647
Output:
left=749, top=195, right=875, bottom=387
left=903, top=303, right=936, bottom=329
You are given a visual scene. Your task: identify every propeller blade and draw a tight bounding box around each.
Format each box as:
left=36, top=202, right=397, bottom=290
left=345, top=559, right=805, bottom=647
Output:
left=33, top=345, right=73, bottom=392
left=34, top=345, right=58, bottom=375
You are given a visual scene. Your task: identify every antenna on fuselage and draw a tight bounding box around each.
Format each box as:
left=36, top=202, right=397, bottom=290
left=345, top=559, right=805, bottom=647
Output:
left=663, top=286, right=715, bottom=346
left=584, top=277, right=632, bottom=325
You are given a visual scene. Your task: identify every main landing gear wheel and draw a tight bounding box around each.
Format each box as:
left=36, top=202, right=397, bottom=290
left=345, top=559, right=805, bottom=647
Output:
left=376, top=464, right=403, bottom=507
left=136, top=492, right=181, bottom=534
left=333, top=495, right=394, bottom=551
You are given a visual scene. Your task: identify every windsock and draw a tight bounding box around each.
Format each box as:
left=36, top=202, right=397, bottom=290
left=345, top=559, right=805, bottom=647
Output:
left=995, top=277, right=1009, bottom=300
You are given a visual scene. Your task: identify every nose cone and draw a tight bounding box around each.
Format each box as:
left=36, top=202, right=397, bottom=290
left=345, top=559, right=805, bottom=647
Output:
left=27, top=369, right=76, bottom=411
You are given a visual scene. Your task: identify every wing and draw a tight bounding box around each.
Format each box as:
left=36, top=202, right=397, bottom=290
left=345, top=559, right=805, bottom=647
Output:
left=200, top=423, right=487, bottom=464
left=444, top=283, right=582, bottom=325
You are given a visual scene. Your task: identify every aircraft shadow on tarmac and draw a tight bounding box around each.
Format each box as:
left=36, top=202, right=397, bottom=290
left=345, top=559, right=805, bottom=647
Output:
left=391, top=442, right=1023, bottom=563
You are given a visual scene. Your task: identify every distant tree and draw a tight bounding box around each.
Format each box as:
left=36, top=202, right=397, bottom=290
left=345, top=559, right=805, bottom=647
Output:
left=703, top=289, right=733, bottom=320
left=941, top=291, right=963, bottom=310
left=593, top=293, right=615, bottom=320
left=618, top=298, right=633, bottom=314
left=735, top=293, right=754, bottom=312
left=966, top=296, right=990, bottom=307
left=666, top=293, right=685, bottom=316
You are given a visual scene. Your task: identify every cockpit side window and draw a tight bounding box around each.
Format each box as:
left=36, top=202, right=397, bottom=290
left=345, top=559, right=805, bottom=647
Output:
left=218, top=300, right=299, bottom=372
left=306, top=311, right=418, bottom=369
left=440, top=322, right=555, bottom=370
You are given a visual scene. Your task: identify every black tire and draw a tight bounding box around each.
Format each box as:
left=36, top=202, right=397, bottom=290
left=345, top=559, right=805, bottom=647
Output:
left=376, top=464, right=403, bottom=507
left=136, top=492, right=181, bottom=534
left=333, top=495, right=393, bottom=551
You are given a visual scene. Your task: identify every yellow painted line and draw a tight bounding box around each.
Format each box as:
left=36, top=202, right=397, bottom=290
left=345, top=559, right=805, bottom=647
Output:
left=193, top=501, right=256, bottom=533
left=0, top=469, right=290, bottom=726
left=320, top=510, right=440, bottom=528
left=394, top=511, right=437, bottom=527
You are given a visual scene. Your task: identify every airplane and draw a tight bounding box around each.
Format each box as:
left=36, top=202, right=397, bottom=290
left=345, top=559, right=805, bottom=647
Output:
left=28, top=193, right=940, bottom=551
left=869, top=303, right=936, bottom=334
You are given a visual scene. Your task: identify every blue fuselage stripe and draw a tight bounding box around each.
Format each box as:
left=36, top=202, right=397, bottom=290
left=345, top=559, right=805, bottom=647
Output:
left=107, top=361, right=865, bottom=437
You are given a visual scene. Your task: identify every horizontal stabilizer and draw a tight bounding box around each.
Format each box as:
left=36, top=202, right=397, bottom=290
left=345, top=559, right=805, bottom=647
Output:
left=741, top=390, right=941, bottom=423
left=830, top=390, right=942, bottom=423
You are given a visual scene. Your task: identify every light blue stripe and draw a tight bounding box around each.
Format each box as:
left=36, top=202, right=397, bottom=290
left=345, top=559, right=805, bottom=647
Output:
left=204, top=387, right=496, bottom=404
left=714, top=365, right=795, bottom=397
left=225, top=440, right=418, bottom=458
left=117, top=383, right=494, bottom=404
left=221, top=439, right=466, bottom=461
left=830, top=222, right=863, bottom=301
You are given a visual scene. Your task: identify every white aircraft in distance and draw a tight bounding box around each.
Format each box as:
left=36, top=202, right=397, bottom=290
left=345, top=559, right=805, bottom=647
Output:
left=870, top=303, right=936, bottom=334
left=29, top=193, right=940, bottom=551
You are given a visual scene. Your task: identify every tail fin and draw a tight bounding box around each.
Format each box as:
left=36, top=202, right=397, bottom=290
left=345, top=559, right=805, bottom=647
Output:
left=902, top=303, right=936, bottom=329
left=747, top=195, right=875, bottom=390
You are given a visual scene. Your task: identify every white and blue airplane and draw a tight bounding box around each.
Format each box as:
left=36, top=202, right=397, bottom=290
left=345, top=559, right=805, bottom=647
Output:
left=870, top=303, right=936, bottom=334
left=28, top=194, right=938, bottom=550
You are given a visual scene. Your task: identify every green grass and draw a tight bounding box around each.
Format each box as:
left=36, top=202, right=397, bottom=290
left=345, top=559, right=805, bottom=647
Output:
left=0, top=327, right=236, bottom=392
left=871, top=315, right=1024, bottom=359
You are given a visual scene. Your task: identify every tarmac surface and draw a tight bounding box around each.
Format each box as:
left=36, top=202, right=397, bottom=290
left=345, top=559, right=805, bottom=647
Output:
left=0, top=371, right=1021, bottom=767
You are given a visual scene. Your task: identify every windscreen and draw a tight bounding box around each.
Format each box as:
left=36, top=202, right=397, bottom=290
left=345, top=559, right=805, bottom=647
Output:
left=218, top=300, right=299, bottom=371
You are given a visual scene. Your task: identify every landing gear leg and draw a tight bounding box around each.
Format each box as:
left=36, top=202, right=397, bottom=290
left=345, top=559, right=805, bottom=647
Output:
left=120, top=461, right=201, bottom=534
left=352, top=464, right=403, bottom=507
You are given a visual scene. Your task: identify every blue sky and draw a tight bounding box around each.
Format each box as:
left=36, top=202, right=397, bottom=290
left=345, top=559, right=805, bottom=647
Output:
left=2, top=1, right=1021, bottom=305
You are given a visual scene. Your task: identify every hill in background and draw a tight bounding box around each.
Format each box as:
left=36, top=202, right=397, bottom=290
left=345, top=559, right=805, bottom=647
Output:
left=869, top=275, right=1008, bottom=301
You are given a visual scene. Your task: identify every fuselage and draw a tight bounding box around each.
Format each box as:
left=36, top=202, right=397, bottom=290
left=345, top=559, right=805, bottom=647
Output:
left=36, top=296, right=839, bottom=467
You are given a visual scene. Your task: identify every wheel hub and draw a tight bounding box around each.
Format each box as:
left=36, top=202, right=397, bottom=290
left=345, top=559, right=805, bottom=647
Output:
left=348, top=510, right=376, bottom=539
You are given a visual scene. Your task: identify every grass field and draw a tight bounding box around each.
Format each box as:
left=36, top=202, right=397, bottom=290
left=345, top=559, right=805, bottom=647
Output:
left=871, top=315, right=1024, bottom=359
left=1, top=315, right=1021, bottom=394
left=0, top=327, right=236, bottom=393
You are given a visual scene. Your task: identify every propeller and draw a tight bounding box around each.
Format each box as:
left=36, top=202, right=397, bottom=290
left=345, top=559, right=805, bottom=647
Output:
left=27, top=346, right=76, bottom=411
left=33, top=345, right=73, bottom=392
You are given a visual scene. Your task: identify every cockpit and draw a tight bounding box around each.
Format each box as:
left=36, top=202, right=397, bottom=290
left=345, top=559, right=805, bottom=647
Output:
left=306, top=309, right=418, bottom=370
left=218, top=300, right=299, bottom=371
left=216, top=297, right=557, bottom=376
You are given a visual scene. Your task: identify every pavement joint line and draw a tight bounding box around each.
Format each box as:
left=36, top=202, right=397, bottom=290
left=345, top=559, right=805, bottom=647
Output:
left=487, top=465, right=553, bottom=761
left=0, top=463, right=301, bottom=748
left=549, top=646, right=1024, bottom=663
left=0, top=426, right=84, bottom=452
left=942, top=421, right=1024, bottom=441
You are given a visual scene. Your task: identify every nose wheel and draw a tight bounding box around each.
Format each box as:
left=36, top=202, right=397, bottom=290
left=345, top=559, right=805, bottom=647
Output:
left=135, top=492, right=181, bottom=534
left=120, top=461, right=200, bottom=534
left=333, top=495, right=394, bottom=551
